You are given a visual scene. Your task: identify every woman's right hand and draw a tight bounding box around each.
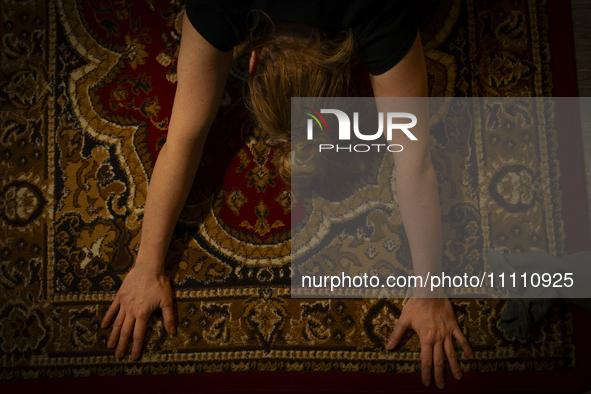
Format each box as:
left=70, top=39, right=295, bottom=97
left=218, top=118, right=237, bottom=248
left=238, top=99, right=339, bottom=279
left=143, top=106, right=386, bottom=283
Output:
left=101, top=266, right=176, bottom=360
left=386, top=296, right=474, bottom=389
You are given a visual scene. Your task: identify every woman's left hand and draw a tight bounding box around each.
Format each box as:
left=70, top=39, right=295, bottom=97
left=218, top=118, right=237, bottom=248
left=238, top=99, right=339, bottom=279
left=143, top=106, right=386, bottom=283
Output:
left=386, top=297, right=475, bottom=390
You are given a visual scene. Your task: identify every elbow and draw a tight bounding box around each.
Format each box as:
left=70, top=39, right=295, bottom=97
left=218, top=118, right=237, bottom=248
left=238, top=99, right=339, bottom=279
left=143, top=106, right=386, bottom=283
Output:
left=396, top=150, right=437, bottom=183
left=417, top=150, right=434, bottom=175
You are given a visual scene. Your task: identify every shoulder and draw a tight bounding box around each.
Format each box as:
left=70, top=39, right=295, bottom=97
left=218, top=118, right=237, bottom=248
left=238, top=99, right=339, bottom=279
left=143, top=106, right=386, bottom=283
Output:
left=352, top=0, right=419, bottom=75
left=185, top=0, right=252, bottom=51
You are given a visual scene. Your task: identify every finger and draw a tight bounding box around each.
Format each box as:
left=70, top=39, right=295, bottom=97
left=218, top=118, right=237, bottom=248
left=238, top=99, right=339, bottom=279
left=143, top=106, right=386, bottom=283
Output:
left=386, top=317, right=410, bottom=350
left=131, top=318, right=147, bottom=360
left=453, top=327, right=475, bottom=360
left=433, top=341, right=445, bottom=390
left=445, top=336, right=462, bottom=381
left=115, top=314, right=135, bottom=358
left=161, top=301, right=177, bottom=335
left=108, top=308, right=126, bottom=349
left=101, top=296, right=120, bottom=329
left=420, top=337, right=433, bottom=387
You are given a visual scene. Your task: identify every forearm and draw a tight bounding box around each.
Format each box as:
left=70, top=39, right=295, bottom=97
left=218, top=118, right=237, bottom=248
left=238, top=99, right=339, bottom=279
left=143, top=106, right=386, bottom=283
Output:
left=132, top=13, right=232, bottom=274
left=134, top=138, right=206, bottom=273
left=395, top=157, right=443, bottom=294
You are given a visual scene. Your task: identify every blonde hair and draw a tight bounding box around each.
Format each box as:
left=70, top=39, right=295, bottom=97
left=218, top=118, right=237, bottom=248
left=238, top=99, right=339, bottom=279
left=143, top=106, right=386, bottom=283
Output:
left=244, top=18, right=357, bottom=186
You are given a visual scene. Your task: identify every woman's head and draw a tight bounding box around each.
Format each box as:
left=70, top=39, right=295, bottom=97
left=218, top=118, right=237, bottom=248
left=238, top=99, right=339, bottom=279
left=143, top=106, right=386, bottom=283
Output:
left=244, top=20, right=356, bottom=186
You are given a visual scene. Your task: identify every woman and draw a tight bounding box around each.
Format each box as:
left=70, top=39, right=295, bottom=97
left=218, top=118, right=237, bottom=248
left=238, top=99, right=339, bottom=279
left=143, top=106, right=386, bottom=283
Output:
left=101, top=1, right=474, bottom=389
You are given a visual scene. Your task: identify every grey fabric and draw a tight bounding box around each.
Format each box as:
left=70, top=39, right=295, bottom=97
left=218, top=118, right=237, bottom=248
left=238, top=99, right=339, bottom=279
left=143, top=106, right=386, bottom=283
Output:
left=485, top=248, right=591, bottom=299
left=485, top=248, right=591, bottom=338
left=498, top=298, right=557, bottom=339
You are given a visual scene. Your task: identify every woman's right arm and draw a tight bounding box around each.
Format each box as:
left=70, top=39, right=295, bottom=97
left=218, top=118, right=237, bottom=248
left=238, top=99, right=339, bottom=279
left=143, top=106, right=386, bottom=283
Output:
left=100, top=12, right=233, bottom=360
left=371, top=33, right=474, bottom=390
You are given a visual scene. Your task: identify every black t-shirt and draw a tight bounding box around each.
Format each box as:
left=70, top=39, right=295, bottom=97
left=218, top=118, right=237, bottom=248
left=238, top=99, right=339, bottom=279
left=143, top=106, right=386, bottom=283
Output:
left=185, top=0, right=418, bottom=75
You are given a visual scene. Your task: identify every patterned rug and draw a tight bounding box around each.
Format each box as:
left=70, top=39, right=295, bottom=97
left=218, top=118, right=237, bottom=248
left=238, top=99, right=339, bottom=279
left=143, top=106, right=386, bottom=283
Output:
left=0, top=0, right=575, bottom=381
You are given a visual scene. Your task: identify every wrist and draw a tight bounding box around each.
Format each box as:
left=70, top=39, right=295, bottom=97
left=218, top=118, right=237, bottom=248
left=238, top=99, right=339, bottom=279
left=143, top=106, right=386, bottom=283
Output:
left=408, top=286, right=446, bottom=299
left=133, top=258, right=166, bottom=276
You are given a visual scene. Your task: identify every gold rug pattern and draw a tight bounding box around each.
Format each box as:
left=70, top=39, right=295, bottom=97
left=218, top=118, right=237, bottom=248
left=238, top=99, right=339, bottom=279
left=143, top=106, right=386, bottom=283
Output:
left=0, top=0, right=573, bottom=379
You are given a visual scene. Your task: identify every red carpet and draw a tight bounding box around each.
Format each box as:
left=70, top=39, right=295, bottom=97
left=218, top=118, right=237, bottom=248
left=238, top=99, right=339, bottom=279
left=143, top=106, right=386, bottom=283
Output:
left=1, top=0, right=589, bottom=392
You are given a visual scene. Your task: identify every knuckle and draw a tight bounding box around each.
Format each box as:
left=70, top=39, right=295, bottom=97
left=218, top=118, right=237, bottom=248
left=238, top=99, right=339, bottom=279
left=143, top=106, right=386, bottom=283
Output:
left=454, top=330, right=467, bottom=341
left=136, top=310, right=150, bottom=320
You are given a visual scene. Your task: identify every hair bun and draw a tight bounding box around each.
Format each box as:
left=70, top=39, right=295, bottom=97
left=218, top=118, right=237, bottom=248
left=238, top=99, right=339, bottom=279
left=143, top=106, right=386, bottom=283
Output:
left=244, top=22, right=357, bottom=186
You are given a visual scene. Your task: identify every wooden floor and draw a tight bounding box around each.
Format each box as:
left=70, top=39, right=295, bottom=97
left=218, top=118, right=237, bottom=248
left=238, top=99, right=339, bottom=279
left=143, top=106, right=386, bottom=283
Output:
left=572, top=0, right=591, bottom=237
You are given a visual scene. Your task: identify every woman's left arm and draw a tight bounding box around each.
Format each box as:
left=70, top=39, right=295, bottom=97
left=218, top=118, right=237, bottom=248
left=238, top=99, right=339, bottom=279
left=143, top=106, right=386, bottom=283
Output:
left=370, top=32, right=475, bottom=390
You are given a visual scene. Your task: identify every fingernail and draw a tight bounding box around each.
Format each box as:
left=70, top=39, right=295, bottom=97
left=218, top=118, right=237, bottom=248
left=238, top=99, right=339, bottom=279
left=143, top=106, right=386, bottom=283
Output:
left=454, top=372, right=462, bottom=380
left=385, top=341, right=393, bottom=350
left=424, top=379, right=431, bottom=387
left=470, top=352, right=476, bottom=360
left=107, top=340, right=113, bottom=348
left=438, top=383, right=445, bottom=390
left=115, top=351, right=122, bottom=358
